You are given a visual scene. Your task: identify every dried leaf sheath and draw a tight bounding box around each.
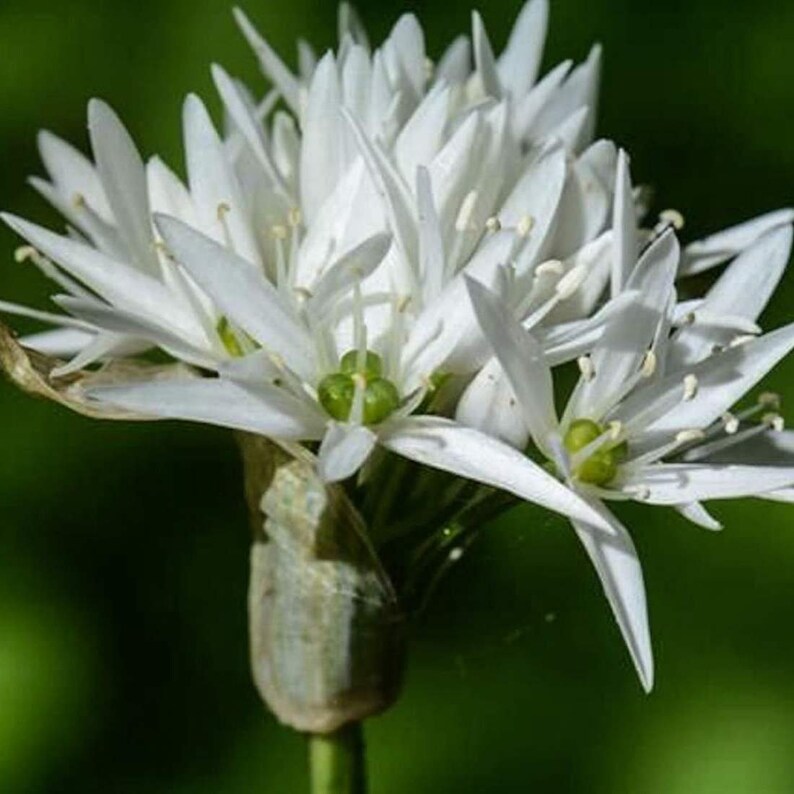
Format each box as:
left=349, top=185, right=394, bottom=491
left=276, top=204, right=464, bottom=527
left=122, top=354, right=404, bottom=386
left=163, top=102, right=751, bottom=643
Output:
left=0, top=320, right=194, bottom=420
left=240, top=434, right=406, bottom=734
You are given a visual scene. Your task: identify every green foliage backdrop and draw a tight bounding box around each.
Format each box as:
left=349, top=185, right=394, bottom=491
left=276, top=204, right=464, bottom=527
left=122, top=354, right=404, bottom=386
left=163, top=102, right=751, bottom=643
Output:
left=0, top=1, right=792, bottom=791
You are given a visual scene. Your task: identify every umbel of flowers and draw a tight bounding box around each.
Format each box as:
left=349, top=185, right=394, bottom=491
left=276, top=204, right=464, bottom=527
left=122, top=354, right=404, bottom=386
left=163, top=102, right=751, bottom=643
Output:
left=1, top=1, right=793, bottom=790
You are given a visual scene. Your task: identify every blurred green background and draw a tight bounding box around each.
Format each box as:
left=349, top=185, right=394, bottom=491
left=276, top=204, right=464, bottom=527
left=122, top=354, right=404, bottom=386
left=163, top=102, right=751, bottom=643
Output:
left=1, top=0, right=793, bottom=791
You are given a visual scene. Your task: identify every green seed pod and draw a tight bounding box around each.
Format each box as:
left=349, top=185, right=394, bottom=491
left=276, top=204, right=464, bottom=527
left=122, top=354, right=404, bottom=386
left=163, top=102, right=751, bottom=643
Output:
left=339, top=349, right=383, bottom=379
left=363, top=378, right=400, bottom=425
left=239, top=434, right=406, bottom=734
left=318, top=373, right=355, bottom=421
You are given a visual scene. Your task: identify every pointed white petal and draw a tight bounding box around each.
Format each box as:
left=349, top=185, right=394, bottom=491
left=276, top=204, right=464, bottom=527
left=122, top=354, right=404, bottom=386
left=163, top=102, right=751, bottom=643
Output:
left=455, top=356, right=530, bottom=449
left=380, top=416, right=613, bottom=529
left=465, top=277, right=557, bottom=450
left=155, top=215, right=315, bottom=378
left=2, top=214, right=197, bottom=337
left=317, top=423, right=378, bottom=482
left=498, top=0, right=548, bottom=98
left=343, top=108, right=418, bottom=271
left=89, top=377, right=325, bottom=439
left=19, top=327, right=96, bottom=357
left=37, top=129, right=111, bottom=220
left=611, top=149, right=637, bottom=297
left=669, top=225, right=792, bottom=368
left=681, top=208, right=794, bottom=276
left=54, top=295, right=217, bottom=369
left=643, top=323, right=794, bottom=434
left=675, top=502, right=723, bottom=531
left=183, top=94, right=261, bottom=265
left=308, top=233, right=392, bottom=312
left=416, top=166, right=445, bottom=302
left=301, top=54, right=348, bottom=225
left=472, top=11, right=502, bottom=98
left=212, top=64, right=285, bottom=191
left=87, top=100, right=158, bottom=274
left=624, top=463, right=794, bottom=504
left=233, top=8, right=301, bottom=113
left=394, top=84, right=451, bottom=186
left=570, top=231, right=679, bottom=419
left=435, top=36, right=471, bottom=85
left=571, top=501, right=653, bottom=692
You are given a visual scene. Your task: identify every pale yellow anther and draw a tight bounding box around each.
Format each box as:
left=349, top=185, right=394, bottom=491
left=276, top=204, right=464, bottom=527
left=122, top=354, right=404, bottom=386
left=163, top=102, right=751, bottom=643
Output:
left=676, top=428, right=705, bottom=444
left=424, top=57, right=435, bottom=81
left=516, top=214, right=535, bottom=237
left=287, top=207, right=302, bottom=227
left=641, top=350, right=657, bottom=378
left=721, top=412, right=740, bottom=434
left=577, top=355, right=596, bottom=382
left=448, top=547, right=464, bottom=562
left=216, top=202, right=231, bottom=221
left=14, top=245, right=38, bottom=264
left=536, top=259, right=565, bottom=278
left=555, top=264, right=587, bottom=300
left=396, top=295, right=412, bottom=313
left=455, top=191, right=478, bottom=232
left=683, top=374, right=699, bottom=401
left=763, top=413, right=785, bottom=432
left=270, top=224, right=289, bottom=240
left=607, top=420, right=623, bottom=440
left=485, top=216, right=501, bottom=233
left=72, top=192, right=87, bottom=209
left=293, top=287, right=312, bottom=304
left=628, top=484, right=651, bottom=501
left=660, top=209, right=685, bottom=230
left=758, top=392, right=781, bottom=409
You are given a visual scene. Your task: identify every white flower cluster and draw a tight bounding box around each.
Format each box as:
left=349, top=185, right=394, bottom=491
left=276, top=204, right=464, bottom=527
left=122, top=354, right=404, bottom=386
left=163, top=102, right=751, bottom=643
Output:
left=2, top=1, right=793, bottom=691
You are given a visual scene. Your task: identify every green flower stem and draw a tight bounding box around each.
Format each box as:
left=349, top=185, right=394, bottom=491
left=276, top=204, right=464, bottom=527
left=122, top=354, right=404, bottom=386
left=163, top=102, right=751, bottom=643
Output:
left=309, top=723, right=367, bottom=794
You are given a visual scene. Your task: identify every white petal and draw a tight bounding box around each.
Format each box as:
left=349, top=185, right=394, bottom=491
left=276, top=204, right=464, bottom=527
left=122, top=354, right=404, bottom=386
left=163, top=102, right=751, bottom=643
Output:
left=19, top=327, right=96, bottom=357
left=675, top=502, right=723, bottom=531
left=183, top=94, right=261, bottom=266
left=317, top=423, right=378, bottom=482
left=155, top=215, right=315, bottom=379
left=308, top=233, right=392, bottom=313
left=89, top=377, right=325, bottom=439
left=497, top=0, right=548, bottom=98
left=54, top=295, right=217, bottom=369
left=87, top=100, right=159, bottom=274
left=465, top=277, right=557, bottom=450
left=37, top=129, right=111, bottom=220
left=416, top=166, right=445, bottom=302
left=514, top=60, right=572, bottom=140
left=394, top=84, right=451, bottom=186
left=455, top=356, right=530, bottom=449
left=668, top=225, right=792, bottom=368
left=681, top=208, right=794, bottom=276
left=624, top=463, right=794, bottom=504
left=300, top=53, right=347, bottom=226
left=471, top=11, right=502, bottom=98
left=435, top=36, right=471, bottom=85
left=571, top=501, right=653, bottom=692
left=569, top=231, right=679, bottom=419
left=212, top=64, right=285, bottom=191
left=611, top=149, right=636, bottom=297
left=2, top=214, right=198, bottom=338
left=380, top=416, right=614, bottom=529
left=233, top=8, right=301, bottom=114
left=643, top=323, right=794, bottom=434
left=343, top=108, right=418, bottom=272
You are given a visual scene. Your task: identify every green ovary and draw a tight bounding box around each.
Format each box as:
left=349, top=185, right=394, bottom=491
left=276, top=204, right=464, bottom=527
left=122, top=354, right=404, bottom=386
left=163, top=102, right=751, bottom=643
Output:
left=318, top=350, right=400, bottom=426
left=563, top=418, right=627, bottom=486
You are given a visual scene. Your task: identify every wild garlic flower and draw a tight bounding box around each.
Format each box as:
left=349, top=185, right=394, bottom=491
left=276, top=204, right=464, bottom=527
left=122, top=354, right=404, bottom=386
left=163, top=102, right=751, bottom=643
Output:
left=0, top=0, right=792, bottom=706
left=465, top=215, right=794, bottom=691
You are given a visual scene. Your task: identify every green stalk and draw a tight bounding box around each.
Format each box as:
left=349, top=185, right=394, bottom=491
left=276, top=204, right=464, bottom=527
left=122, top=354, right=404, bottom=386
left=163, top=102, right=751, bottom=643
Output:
left=309, top=723, right=367, bottom=794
